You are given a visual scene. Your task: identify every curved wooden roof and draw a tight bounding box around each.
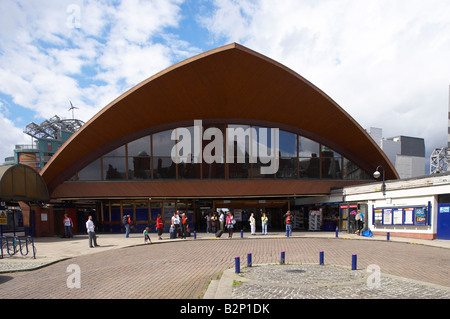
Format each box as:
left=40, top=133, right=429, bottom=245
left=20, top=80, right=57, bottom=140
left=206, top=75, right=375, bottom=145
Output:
left=1, top=164, right=49, bottom=202
left=41, top=43, right=398, bottom=194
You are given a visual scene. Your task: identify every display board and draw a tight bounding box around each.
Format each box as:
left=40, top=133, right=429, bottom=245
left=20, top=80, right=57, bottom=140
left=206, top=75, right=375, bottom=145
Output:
left=373, top=203, right=430, bottom=226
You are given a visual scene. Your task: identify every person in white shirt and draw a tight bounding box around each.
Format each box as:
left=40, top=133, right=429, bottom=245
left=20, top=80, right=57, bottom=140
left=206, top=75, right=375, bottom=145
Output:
left=249, top=212, right=256, bottom=235
left=172, top=211, right=180, bottom=238
left=219, top=211, right=224, bottom=231
left=86, top=215, right=99, bottom=248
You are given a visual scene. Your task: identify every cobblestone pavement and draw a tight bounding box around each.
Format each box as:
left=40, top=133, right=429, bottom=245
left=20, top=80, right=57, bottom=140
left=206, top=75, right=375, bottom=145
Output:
left=0, top=233, right=449, bottom=299
left=230, top=264, right=450, bottom=299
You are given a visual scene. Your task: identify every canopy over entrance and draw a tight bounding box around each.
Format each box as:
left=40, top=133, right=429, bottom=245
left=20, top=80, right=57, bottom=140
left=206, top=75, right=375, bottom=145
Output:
left=0, top=164, right=49, bottom=202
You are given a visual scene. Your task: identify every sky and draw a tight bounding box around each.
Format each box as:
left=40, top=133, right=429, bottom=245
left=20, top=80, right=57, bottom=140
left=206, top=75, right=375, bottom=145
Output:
left=0, top=0, right=449, bottom=172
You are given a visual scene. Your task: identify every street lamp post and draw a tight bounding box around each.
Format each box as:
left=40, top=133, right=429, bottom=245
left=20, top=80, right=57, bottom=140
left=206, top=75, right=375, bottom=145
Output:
left=373, top=165, right=386, bottom=196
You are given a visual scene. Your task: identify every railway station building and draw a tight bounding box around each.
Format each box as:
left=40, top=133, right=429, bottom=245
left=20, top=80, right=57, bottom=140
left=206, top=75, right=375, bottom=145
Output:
left=23, top=43, right=400, bottom=236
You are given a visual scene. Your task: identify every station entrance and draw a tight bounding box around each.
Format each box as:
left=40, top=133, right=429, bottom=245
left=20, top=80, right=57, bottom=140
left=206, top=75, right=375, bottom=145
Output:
left=208, top=198, right=290, bottom=232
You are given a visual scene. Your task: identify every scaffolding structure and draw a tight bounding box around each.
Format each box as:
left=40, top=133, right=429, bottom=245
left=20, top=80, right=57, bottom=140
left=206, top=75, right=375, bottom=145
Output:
left=430, top=147, right=450, bottom=174
left=23, top=115, right=84, bottom=140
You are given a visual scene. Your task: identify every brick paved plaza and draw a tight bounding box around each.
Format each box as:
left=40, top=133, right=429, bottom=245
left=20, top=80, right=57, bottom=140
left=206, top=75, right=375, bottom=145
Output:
left=0, top=234, right=449, bottom=299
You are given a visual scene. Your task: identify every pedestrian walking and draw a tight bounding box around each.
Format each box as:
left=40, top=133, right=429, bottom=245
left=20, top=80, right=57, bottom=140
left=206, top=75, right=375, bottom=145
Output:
left=226, top=212, right=235, bottom=238
left=156, top=214, right=164, bottom=240
left=249, top=212, right=256, bottom=235
left=63, top=213, right=74, bottom=238
left=86, top=215, right=99, bottom=248
left=261, top=212, right=268, bottom=235
left=143, top=227, right=152, bottom=244
left=122, top=214, right=131, bottom=238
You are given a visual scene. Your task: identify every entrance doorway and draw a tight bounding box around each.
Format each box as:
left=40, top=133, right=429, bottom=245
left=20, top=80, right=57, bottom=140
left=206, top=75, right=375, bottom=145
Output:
left=213, top=199, right=290, bottom=231
left=438, top=195, right=450, bottom=240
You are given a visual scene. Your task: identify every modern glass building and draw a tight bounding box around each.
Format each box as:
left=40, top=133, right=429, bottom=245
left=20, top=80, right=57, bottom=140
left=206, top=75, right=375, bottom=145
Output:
left=32, top=43, right=398, bottom=236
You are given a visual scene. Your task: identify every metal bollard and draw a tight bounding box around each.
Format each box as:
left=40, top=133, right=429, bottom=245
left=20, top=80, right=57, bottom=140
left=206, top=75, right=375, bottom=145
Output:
left=280, top=251, right=285, bottom=264
left=319, top=251, right=324, bottom=265
left=335, top=226, right=338, bottom=238
left=235, top=256, right=240, bottom=273
left=352, top=254, right=357, bottom=270
left=387, top=232, right=390, bottom=241
left=247, top=253, right=252, bottom=267
left=194, top=231, right=196, bottom=239
left=240, top=229, right=243, bottom=238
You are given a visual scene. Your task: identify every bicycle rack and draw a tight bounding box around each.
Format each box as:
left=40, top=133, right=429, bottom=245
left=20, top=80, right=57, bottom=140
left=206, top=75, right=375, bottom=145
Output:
left=1, top=235, right=36, bottom=259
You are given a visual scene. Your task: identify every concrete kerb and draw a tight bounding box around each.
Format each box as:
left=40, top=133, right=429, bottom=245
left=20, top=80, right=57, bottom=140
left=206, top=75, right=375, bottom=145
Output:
left=1, top=231, right=448, bottom=274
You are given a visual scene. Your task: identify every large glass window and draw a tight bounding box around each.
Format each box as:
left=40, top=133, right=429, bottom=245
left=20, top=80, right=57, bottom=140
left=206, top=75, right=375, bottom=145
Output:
left=72, top=122, right=373, bottom=182
left=153, top=130, right=176, bottom=179
left=127, top=136, right=151, bottom=180
left=298, top=137, right=320, bottom=179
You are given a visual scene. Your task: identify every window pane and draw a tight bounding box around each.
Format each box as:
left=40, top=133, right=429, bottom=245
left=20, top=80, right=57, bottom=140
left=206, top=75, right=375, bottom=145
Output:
left=321, top=145, right=342, bottom=179
left=128, top=136, right=151, bottom=180
left=343, top=158, right=369, bottom=180
left=277, top=130, right=297, bottom=179
left=103, top=157, right=126, bottom=180
left=227, top=125, right=251, bottom=179
left=298, top=137, right=320, bottom=179
left=77, top=159, right=101, bottom=181
left=153, top=130, right=176, bottom=179
left=202, top=124, right=225, bottom=179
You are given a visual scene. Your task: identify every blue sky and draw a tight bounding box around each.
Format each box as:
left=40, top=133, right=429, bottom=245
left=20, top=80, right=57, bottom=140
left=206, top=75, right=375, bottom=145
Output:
left=1, top=0, right=449, bottom=169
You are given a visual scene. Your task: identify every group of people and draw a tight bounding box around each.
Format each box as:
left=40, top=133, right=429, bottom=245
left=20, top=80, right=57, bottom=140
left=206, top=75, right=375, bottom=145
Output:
left=205, top=210, right=270, bottom=237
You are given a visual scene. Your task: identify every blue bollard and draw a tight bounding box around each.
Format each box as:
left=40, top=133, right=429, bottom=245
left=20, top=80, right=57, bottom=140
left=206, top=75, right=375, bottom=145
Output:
left=194, top=231, right=196, bottom=239
left=235, top=256, right=240, bottom=273
left=387, top=232, right=390, bottom=241
left=319, top=251, right=324, bottom=265
left=280, top=251, right=285, bottom=264
left=241, top=229, right=243, bottom=238
left=247, top=253, right=252, bottom=267
left=352, top=254, right=357, bottom=270
left=335, top=226, right=338, bottom=238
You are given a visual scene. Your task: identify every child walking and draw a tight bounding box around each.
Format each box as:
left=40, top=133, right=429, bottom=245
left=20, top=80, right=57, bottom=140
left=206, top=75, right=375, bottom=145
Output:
left=143, top=227, right=152, bottom=244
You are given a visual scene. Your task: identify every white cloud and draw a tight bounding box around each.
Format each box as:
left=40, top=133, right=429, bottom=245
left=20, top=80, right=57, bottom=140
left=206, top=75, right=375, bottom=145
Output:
left=0, top=0, right=200, bottom=163
left=201, top=0, right=450, bottom=161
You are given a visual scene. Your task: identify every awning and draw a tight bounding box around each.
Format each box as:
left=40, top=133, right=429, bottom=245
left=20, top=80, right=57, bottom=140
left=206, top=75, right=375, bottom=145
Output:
left=0, top=164, right=49, bottom=202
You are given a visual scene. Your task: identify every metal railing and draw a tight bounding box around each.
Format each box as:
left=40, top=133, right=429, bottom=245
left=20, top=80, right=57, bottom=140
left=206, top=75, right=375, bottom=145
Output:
left=0, top=235, right=36, bottom=259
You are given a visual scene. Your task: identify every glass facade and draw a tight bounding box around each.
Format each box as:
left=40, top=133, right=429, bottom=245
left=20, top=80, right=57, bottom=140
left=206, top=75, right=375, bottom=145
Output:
left=75, top=123, right=372, bottom=182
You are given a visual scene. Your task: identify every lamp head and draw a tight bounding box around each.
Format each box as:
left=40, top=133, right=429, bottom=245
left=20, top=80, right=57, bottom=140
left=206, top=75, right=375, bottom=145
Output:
left=373, top=170, right=381, bottom=179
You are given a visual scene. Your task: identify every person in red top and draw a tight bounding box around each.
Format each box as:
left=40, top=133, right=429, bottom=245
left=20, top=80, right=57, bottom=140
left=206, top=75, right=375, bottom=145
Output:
left=285, top=211, right=292, bottom=237
left=180, top=213, right=188, bottom=239
left=156, top=214, right=164, bottom=240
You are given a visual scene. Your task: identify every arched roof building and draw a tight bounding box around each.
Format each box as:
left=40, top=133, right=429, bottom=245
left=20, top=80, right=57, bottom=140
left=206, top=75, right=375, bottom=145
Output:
left=39, top=43, right=397, bottom=233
